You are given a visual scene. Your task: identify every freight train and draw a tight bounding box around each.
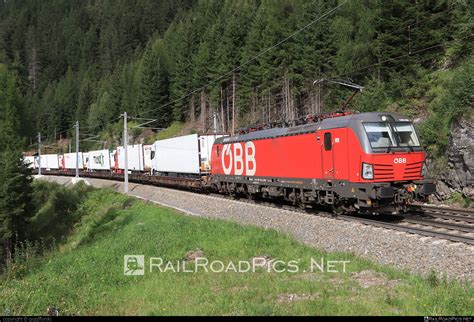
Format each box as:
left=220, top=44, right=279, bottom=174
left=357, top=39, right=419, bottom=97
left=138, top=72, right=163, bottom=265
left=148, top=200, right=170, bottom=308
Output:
left=24, top=112, right=436, bottom=215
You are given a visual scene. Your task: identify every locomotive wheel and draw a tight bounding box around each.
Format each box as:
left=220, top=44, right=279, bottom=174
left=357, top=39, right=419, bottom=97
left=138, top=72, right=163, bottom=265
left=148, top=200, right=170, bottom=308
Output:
left=332, top=201, right=356, bottom=215
left=297, top=199, right=306, bottom=210
left=331, top=203, right=345, bottom=216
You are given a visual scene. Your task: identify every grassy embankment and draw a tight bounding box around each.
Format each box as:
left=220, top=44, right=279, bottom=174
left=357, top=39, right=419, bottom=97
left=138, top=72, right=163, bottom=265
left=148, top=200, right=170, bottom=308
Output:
left=0, top=183, right=472, bottom=315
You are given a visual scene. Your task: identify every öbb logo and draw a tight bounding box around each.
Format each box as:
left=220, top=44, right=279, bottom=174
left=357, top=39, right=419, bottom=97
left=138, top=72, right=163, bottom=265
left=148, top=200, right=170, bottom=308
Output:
left=221, top=142, right=256, bottom=176
left=394, top=157, right=407, bottom=164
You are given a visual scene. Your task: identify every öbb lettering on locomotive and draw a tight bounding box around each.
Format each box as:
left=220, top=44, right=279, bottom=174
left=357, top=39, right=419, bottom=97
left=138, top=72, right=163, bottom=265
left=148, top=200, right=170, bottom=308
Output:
left=221, top=142, right=256, bottom=176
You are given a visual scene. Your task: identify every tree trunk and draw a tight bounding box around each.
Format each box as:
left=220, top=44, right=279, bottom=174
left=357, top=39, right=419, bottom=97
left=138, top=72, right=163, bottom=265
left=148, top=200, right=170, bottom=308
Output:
left=200, top=90, right=206, bottom=132
left=226, top=85, right=230, bottom=133
left=3, top=239, right=12, bottom=266
left=232, top=73, right=236, bottom=135
left=220, top=86, right=225, bottom=132
left=189, top=95, right=195, bottom=124
left=28, top=48, right=40, bottom=91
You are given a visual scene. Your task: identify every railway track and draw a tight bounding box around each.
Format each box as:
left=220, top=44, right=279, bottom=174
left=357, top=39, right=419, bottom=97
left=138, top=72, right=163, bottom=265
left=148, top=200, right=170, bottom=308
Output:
left=36, top=171, right=474, bottom=246
left=409, top=204, right=474, bottom=223
left=210, top=193, right=474, bottom=245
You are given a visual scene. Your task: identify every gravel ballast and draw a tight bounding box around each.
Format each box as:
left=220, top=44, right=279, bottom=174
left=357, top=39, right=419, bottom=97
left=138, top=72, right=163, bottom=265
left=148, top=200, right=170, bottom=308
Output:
left=38, top=175, right=474, bottom=281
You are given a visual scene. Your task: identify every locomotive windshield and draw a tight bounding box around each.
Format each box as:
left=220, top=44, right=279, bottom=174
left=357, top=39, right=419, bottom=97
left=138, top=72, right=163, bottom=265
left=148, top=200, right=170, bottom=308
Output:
left=364, top=122, right=397, bottom=148
left=364, top=121, right=420, bottom=149
left=392, top=122, right=420, bottom=147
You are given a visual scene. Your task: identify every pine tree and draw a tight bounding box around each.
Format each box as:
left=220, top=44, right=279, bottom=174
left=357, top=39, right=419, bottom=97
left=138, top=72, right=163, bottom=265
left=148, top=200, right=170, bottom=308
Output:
left=137, top=41, right=170, bottom=126
left=0, top=64, right=33, bottom=264
left=0, top=150, right=33, bottom=263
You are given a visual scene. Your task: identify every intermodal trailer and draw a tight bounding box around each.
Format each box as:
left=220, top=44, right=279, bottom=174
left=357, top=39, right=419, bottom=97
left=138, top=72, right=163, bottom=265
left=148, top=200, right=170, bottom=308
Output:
left=152, top=134, right=226, bottom=176
left=117, top=144, right=144, bottom=172
left=63, top=152, right=84, bottom=170
left=39, top=154, right=60, bottom=170
left=110, top=150, right=117, bottom=171
left=143, top=144, right=154, bottom=173
left=83, top=153, right=90, bottom=170
left=88, top=149, right=111, bottom=171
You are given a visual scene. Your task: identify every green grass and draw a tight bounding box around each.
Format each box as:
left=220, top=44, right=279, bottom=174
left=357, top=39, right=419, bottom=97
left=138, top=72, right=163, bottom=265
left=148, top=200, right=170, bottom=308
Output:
left=1, top=188, right=472, bottom=316
left=445, top=192, right=472, bottom=208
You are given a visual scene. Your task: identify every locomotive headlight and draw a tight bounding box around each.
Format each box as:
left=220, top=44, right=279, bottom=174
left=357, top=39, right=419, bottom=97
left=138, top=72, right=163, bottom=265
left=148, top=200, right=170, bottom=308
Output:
left=421, top=162, right=427, bottom=177
left=362, top=163, right=374, bottom=180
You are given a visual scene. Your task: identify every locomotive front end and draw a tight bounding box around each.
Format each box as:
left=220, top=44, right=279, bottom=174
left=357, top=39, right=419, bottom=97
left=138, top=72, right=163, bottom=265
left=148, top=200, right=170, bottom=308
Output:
left=353, top=113, right=436, bottom=213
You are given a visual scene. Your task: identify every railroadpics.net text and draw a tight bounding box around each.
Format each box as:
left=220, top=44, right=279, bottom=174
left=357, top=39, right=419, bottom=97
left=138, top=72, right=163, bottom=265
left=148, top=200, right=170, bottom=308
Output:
left=123, top=255, right=350, bottom=276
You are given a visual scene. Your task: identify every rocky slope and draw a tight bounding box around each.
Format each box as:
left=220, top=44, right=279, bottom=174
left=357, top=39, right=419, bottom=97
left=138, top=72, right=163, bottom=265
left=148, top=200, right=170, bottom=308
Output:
left=435, top=115, right=474, bottom=202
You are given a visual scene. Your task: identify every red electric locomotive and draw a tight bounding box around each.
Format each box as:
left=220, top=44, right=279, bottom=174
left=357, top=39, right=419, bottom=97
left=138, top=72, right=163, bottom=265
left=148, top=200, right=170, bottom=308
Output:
left=210, top=112, right=436, bottom=214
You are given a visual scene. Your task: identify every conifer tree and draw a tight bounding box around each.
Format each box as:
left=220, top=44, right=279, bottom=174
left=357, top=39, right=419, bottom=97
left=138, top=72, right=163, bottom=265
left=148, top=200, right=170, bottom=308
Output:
left=0, top=64, right=33, bottom=263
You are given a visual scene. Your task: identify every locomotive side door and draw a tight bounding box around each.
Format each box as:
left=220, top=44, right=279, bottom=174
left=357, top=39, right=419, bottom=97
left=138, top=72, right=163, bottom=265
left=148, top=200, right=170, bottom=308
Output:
left=322, top=132, right=334, bottom=179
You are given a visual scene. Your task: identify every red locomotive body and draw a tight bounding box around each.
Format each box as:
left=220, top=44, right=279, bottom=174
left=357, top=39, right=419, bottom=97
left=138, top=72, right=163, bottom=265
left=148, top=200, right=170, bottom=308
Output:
left=211, top=112, right=435, bottom=214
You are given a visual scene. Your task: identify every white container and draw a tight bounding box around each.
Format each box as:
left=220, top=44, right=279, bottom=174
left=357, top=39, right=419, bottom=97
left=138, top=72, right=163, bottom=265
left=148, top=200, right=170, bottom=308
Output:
left=153, top=134, right=225, bottom=175
left=143, top=145, right=154, bottom=172
left=117, top=144, right=144, bottom=171
left=39, top=154, right=59, bottom=169
left=199, top=135, right=222, bottom=172
left=24, top=156, right=36, bottom=169
left=110, top=150, right=117, bottom=170
left=82, top=153, right=90, bottom=169
left=63, top=152, right=83, bottom=169
left=88, top=149, right=111, bottom=170
left=34, top=156, right=40, bottom=168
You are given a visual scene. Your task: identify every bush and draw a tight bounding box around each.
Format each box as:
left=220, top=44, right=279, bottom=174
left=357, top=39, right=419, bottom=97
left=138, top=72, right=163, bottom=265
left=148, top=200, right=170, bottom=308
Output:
left=28, top=181, right=94, bottom=245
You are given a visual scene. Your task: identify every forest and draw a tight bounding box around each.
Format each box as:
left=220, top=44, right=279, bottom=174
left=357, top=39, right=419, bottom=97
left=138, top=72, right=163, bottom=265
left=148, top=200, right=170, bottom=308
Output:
left=0, top=0, right=472, bottom=154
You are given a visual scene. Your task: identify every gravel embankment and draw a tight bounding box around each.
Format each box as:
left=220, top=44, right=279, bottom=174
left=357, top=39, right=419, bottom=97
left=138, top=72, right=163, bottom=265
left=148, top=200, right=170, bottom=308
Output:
left=38, top=175, right=474, bottom=281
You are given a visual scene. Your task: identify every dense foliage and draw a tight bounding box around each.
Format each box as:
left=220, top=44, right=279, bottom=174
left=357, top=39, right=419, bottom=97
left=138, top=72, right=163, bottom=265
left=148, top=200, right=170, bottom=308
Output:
left=0, top=0, right=472, bottom=152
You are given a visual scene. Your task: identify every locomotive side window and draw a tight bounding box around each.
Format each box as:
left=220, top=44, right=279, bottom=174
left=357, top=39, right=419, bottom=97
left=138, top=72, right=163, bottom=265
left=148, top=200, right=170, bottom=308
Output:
left=216, top=146, right=220, bottom=157
left=324, top=133, right=332, bottom=151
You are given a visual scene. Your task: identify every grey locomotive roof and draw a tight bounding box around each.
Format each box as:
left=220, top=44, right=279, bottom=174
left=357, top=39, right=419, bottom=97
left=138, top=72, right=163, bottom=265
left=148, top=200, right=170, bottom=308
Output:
left=216, top=112, right=411, bottom=144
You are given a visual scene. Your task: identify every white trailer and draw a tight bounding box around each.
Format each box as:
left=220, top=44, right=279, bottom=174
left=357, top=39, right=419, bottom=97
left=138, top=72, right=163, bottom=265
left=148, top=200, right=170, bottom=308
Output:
left=117, top=144, right=144, bottom=171
left=63, top=152, right=83, bottom=169
left=143, top=144, right=154, bottom=172
left=83, top=153, right=90, bottom=170
left=88, top=149, right=111, bottom=171
left=110, top=150, right=117, bottom=171
left=39, top=154, right=59, bottom=169
left=152, top=134, right=225, bottom=175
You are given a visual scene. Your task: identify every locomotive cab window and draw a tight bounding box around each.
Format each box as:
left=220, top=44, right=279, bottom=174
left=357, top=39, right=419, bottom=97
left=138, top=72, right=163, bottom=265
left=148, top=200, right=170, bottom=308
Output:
left=324, top=133, right=332, bottom=151
left=363, top=122, right=396, bottom=148
left=216, top=146, right=220, bottom=157
left=392, top=122, right=420, bottom=147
